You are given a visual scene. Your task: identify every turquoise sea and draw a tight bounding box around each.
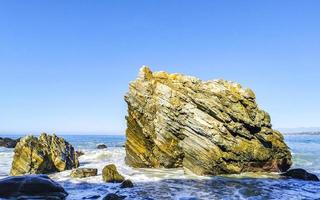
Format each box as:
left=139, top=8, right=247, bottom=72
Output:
left=0, top=134, right=319, bottom=200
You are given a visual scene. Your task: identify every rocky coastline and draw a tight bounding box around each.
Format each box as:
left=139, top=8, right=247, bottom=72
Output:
left=0, top=67, right=319, bottom=199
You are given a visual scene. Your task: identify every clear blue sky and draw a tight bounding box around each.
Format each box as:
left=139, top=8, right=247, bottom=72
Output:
left=0, top=1, right=319, bottom=134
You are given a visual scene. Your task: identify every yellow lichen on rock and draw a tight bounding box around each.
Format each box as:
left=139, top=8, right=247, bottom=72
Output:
left=10, top=133, right=79, bottom=176
left=124, top=66, right=292, bottom=176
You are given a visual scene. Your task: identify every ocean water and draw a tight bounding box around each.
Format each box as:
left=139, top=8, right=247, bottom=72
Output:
left=0, top=134, right=320, bottom=200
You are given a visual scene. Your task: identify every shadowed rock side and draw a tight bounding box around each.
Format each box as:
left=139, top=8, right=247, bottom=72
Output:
left=124, top=66, right=292, bottom=176
left=0, top=137, right=20, bottom=148
left=10, top=133, right=79, bottom=176
left=281, top=168, right=319, bottom=181
left=0, top=175, right=68, bottom=199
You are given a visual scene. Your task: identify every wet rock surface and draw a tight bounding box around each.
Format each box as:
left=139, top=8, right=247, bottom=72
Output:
left=102, top=164, right=125, bottom=183
left=82, top=195, right=101, bottom=199
left=97, top=144, right=108, bottom=149
left=281, top=168, right=319, bottom=181
left=120, top=179, right=134, bottom=188
left=125, top=67, right=292, bottom=175
left=71, top=168, right=98, bottom=178
left=0, top=137, right=20, bottom=148
left=10, top=133, right=79, bottom=176
left=0, top=174, right=68, bottom=199
left=103, top=193, right=126, bottom=200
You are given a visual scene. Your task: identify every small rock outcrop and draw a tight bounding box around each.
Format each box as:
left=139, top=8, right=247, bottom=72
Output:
left=97, top=144, right=108, bottom=149
left=281, top=168, right=319, bottom=181
left=0, top=137, right=20, bottom=148
left=125, top=67, right=292, bottom=175
left=0, top=174, right=68, bottom=199
left=76, top=150, right=85, bottom=158
left=10, top=133, right=79, bottom=176
left=71, top=168, right=98, bottom=178
left=103, top=193, right=126, bottom=200
left=120, top=179, right=134, bottom=188
left=102, top=164, right=125, bottom=183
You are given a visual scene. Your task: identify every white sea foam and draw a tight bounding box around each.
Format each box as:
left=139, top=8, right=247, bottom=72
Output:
left=1, top=135, right=320, bottom=200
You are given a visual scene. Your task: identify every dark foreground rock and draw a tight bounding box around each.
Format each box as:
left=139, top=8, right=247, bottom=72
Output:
left=120, top=179, right=134, bottom=188
left=103, top=193, right=126, bottom=200
left=0, top=137, right=20, bottom=148
left=102, top=164, right=125, bottom=183
left=281, top=168, right=319, bottom=181
left=10, top=133, right=79, bottom=176
left=71, top=168, right=98, bottom=178
left=0, top=174, right=68, bottom=199
left=82, top=195, right=101, bottom=199
left=125, top=67, right=292, bottom=175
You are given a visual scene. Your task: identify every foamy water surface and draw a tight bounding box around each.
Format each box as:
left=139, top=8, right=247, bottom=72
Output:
left=0, top=134, right=320, bottom=200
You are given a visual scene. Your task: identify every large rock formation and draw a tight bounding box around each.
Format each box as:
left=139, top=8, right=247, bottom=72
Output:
left=10, top=133, right=79, bottom=176
left=124, top=66, right=292, bottom=176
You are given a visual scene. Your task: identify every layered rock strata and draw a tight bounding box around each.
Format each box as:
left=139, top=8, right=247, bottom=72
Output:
left=10, top=133, right=79, bottom=176
left=125, top=66, right=292, bottom=175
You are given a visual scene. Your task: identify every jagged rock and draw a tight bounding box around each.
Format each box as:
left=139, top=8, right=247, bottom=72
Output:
left=0, top=137, right=20, bottom=148
left=281, top=168, right=319, bottom=181
left=76, top=151, right=85, bottom=158
left=97, top=144, right=108, bottom=149
left=71, top=168, right=98, bottom=178
left=10, top=133, right=79, bottom=176
left=124, top=66, right=292, bottom=176
left=102, top=164, right=125, bottom=183
left=0, top=174, right=68, bottom=199
left=120, top=179, right=134, bottom=188
left=103, top=193, right=126, bottom=200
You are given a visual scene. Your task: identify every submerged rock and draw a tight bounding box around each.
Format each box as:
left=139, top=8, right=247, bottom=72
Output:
left=102, top=164, right=125, bottom=183
left=120, top=179, right=134, bottom=188
left=71, top=168, right=98, bottom=178
left=0, top=174, right=68, bottom=199
left=97, top=144, right=108, bottom=149
left=0, top=137, right=20, bottom=148
left=103, top=193, right=126, bottom=200
left=124, top=66, right=292, bottom=175
left=83, top=195, right=101, bottom=199
left=281, top=168, right=319, bottom=181
left=10, top=133, right=79, bottom=176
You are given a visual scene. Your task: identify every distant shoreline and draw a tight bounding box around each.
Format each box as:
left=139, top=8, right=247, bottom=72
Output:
left=283, top=132, right=320, bottom=135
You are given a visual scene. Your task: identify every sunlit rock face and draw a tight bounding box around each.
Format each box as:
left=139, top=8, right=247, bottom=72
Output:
left=10, top=133, right=79, bottom=176
left=124, top=66, right=292, bottom=176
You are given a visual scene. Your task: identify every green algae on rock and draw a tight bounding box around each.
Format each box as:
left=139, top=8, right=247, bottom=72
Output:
left=124, top=66, right=292, bottom=176
left=10, top=133, right=79, bottom=176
